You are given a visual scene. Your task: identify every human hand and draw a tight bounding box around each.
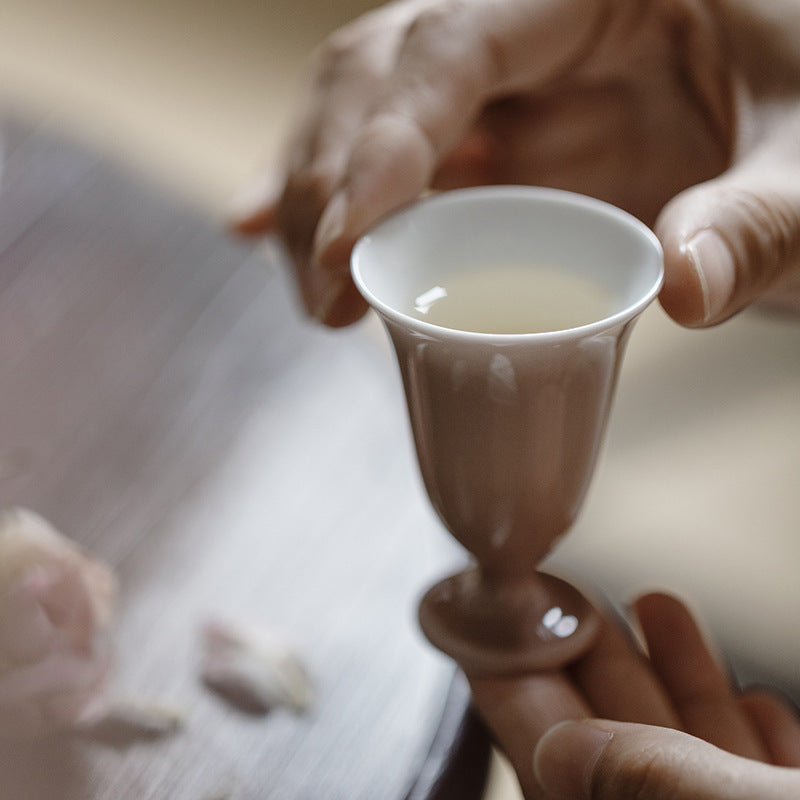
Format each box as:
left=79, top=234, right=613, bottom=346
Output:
left=533, top=713, right=800, bottom=799
left=232, top=0, right=800, bottom=328
left=463, top=592, right=800, bottom=799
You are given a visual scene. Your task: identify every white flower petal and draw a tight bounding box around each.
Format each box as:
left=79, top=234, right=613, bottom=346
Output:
left=86, top=697, right=185, bottom=737
left=0, top=568, right=59, bottom=664
left=0, top=507, right=118, bottom=737
left=200, top=619, right=314, bottom=714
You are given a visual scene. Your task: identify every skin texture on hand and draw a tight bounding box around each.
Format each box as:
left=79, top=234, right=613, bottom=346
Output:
left=232, top=0, right=800, bottom=330
left=533, top=718, right=800, bottom=799
left=463, top=593, right=800, bottom=800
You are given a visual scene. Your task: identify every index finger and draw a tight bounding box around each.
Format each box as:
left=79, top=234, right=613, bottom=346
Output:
left=312, top=0, right=606, bottom=265
left=467, top=671, right=591, bottom=799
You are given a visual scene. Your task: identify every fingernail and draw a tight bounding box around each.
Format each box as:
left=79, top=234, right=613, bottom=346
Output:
left=533, top=721, right=613, bottom=799
left=313, top=190, right=349, bottom=265
left=681, top=230, right=735, bottom=324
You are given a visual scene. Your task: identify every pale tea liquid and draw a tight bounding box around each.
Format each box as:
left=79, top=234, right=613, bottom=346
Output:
left=411, top=265, right=615, bottom=334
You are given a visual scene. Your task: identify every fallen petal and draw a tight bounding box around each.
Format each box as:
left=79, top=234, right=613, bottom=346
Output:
left=200, top=619, right=314, bottom=715
left=79, top=697, right=185, bottom=745
left=0, top=508, right=117, bottom=737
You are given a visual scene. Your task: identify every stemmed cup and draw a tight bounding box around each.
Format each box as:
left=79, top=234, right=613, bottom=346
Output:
left=352, top=187, right=663, bottom=675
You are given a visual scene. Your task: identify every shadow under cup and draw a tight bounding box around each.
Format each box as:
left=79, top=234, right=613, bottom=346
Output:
left=352, top=187, right=663, bottom=674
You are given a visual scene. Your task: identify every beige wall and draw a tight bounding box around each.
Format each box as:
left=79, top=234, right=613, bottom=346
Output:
left=0, top=0, right=382, bottom=208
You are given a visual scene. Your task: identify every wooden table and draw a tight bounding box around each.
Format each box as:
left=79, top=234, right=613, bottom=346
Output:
left=2, top=111, right=799, bottom=800
left=0, top=120, right=490, bottom=800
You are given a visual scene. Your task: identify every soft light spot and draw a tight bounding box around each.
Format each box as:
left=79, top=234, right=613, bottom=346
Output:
left=414, top=285, right=447, bottom=314
left=541, top=606, right=579, bottom=638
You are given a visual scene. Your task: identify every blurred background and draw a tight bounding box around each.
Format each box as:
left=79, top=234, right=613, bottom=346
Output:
left=0, top=0, right=382, bottom=209
left=1, top=1, right=799, bottom=796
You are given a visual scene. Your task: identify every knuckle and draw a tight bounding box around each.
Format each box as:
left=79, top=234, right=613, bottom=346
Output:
left=725, top=186, right=800, bottom=290
left=398, top=0, right=501, bottom=98
left=404, top=5, right=446, bottom=39
left=753, top=190, right=800, bottom=266
left=402, top=0, right=470, bottom=49
left=481, top=27, right=512, bottom=85
left=312, top=8, right=394, bottom=85
left=312, top=31, right=361, bottom=83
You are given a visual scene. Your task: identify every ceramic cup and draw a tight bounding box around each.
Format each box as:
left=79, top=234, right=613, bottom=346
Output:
left=352, top=186, right=663, bottom=674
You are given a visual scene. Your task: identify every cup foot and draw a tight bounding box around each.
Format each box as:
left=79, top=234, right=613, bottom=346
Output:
left=418, top=568, right=600, bottom=676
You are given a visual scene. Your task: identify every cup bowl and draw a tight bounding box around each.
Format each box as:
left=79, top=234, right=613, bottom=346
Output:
left=351, top=185, right=663, bottom=343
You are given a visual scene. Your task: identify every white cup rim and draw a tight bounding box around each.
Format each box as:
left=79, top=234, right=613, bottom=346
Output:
left=351, top=186, right=664, bottom=343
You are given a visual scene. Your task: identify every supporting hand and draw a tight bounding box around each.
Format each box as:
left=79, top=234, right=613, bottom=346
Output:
left=465, top=593, right=800, bottom=799
left=533, top=712, right=800, bottom=800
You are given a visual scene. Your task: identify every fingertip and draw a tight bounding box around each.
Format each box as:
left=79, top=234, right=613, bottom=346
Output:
left=632, top=592, right=710, bottom=657
left=656, top=236, right=720, bottom=329
left=740, top=686, right=800, bottom=727
left=631, top=592, right=718, bottom=668
left=655, top=183, right=741, bottom=328
left=226, top=172, right=283, bottom=235
left=658, top=263, right=708, bottom=328
left=320, top=281, right=369, bottom=327
left=740, top=687, right=800, bottom=767
left=229, top=209, right=277, bottom=236
left=304, top=262, right=367, bottom=327
left=660, top=229, right=736, bottom=327
left=633, top=592, right=688, bottom=627
left=740, top=686, right=800, bottom=717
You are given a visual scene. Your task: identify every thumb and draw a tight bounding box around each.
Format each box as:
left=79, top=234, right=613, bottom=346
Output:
left=655, top=167, right=800, bottom=327
left=532, top=720, right=800, bottom=800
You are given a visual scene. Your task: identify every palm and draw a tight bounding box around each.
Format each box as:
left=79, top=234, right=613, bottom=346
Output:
left=435, top=3, right=734, bottom=226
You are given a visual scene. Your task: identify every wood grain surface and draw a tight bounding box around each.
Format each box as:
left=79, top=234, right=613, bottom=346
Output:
left=0, top=119, right=490, bottom=800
